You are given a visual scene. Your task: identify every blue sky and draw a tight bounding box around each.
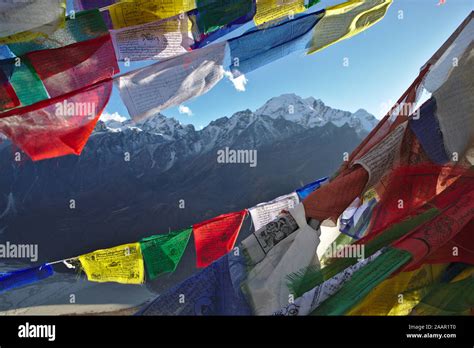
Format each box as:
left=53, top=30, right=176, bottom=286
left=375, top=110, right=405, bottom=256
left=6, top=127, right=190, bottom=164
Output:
left=103, top=0, right=473, bottom=128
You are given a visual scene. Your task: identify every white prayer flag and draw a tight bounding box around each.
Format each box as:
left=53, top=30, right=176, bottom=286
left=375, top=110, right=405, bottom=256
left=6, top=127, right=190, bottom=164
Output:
left=115, top=41, right=227, bottom=121
left=249, top=192, right=300, bottom=232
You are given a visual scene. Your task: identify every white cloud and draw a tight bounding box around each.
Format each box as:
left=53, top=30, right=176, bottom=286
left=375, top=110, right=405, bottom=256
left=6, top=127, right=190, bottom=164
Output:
left=178, top=104, right=193, bottom=116
left=224, top=71, right=248, bottom=92
left=100, top=111, right=127, bottom=123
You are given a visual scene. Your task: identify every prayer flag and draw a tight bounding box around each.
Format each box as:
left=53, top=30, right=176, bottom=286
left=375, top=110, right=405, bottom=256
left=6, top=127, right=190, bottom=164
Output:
left=8, top=9, right=109, bottom=56
left=308, top=0, right=392, bottom=54
left=0, top=264, right=54, bottom=294
left=115, top=41, right=226, bottom=121
left=111, top=15, right=192, bottom=61
left=408, top=98, right=450, bottom=165
left=0, top=79, right=112, bottom=161
left=0, top=68, right=19, bottom=110
left=248, top=192, right=299, bottom=231
left=243, top=203, right=321, bottom=315
left=254, top=0, right=306, bottom=26
left=296, top=177, right=328, bottom=200
left=26, top=34, right=119, bottom=99
left=79, top=242, right=145, bottom=284
left=107, top=0, right=196, bottom=29
left=229, top=11, right=323, bottom=76
left=0, top=0, right=66, bottom=44
left=193, top=210, right=247, bottom=268
left=137, top=254, right=252, bottom=315
left=190, top=0, right=256, bottom=48
left=140, top=227, right=192, bottom=280
left=1, top=57, right=49, bottom=107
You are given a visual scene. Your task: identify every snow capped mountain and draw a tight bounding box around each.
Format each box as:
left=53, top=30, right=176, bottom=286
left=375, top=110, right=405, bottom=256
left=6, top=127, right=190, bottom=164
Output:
left=102, top=94, right=377, bottom=153
left=255, top=93, right=377, bottom=134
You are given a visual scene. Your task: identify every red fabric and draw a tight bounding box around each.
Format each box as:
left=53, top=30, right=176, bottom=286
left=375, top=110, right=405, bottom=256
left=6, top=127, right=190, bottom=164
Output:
left=0, top=79, right=112, bottom=161
left=393, top=177, right=474, bottom=271
left=424, top=219, right=474, bottom=266
left=303, top=166, right=368, bottom=221
left=366, top=164, right=469, bottom=240
left=0, top=69, right=19, bottom=110
left=26, top=34, right=119, bottom=98
left=193, top=210, right=247, bottom=268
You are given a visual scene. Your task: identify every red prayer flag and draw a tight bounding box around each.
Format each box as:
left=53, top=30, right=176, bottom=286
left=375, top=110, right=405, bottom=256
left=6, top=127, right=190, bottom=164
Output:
left=0, top=79, right=112, bottom=161
left=425, top=220, right=474, bottom=266
left=26, top=34, right=119, bottom=98
left=193, top=210, right=247, bottom=268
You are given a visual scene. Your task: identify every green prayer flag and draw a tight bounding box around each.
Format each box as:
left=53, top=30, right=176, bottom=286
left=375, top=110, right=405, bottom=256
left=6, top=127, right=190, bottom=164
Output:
left=140, top=228, right=192, bottom=280
left=194, top=0, right=254, bottom=34
left=10, top=58, right=48, bottom=106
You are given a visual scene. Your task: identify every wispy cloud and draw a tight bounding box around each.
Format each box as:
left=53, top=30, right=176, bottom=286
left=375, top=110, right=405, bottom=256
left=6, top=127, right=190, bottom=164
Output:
left=224, top=71, right=248, bottom=92
left=178, top=104, right=193, bottom=116
left=100, top=111, right=127, bottom=123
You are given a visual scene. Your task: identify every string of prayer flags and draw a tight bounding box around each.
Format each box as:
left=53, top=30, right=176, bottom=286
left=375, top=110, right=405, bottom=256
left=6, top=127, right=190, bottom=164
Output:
left=0, top=79, right=112, bottom=161
left=0, top=0, right=66, bottom=44
left=111, top=15, right=192, bottom=61
left=295, top=177, right=328, bottom=200
left=0, top=264, right=54, bottom=294
left=116, top=41, right=226, bottom=121
left=308, top=0, right=392, bottom=54
left=248, top=192, right=299, bottom=231
left=229, top=11, right=323, bottom=77
left=8, top=9, right=109, bottom=56
left=140, top=228, right=192, bottom=280
left=26, top=34, right=119, bottom=99
left=253, top=0, right=307, bottom=26
left=107, top=0, right=196, bottom=30
left=79, top=242, right=145, bottom=284
left=193, top=210, right=247, bottom=268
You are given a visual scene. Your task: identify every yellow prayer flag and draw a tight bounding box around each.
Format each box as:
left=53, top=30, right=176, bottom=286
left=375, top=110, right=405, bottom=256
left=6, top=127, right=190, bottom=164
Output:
left=308, top=0, right=392, bottom=54
left=347, top=263, right=446, bottom=316
left=79, top=242, right=145, bottom=284
left=254, top=0, right=306, bottom=26
left=108, top=0, right=196, bottom=29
